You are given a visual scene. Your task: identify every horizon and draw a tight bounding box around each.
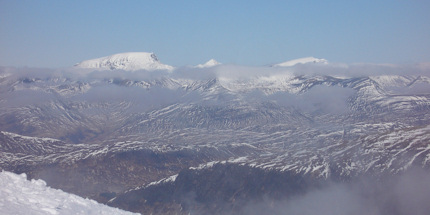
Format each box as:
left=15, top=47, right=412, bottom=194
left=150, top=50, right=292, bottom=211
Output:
left=1, top=1, right=429, bottom=68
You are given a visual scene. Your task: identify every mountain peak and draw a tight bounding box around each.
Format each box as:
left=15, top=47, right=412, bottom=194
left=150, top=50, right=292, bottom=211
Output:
left=195, top=59, right=221, bottom=68
left=273, top=57, right=328, bottom=67
left=74, top=52, right=174, bottom=71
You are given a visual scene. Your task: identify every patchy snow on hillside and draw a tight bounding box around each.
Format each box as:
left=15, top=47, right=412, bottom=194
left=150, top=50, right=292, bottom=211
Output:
left=0, top=171, right=136, bottom=215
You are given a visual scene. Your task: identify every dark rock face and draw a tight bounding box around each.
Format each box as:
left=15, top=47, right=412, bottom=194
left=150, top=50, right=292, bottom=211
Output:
left=2, top=148, right=222, bottom=202
left=110, top=163, right=319, bottom=215
left=110, top=164, right=430, bottom=215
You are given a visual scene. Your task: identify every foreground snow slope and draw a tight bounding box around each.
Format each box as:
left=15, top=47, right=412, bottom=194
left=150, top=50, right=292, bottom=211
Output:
left=0, top=171, right=136, bottom=215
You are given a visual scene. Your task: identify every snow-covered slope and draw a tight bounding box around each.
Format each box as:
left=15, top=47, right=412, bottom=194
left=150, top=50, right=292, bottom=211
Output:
left=0, top=171, right=136, bottom=215
left=74, top=52, right=173, bottom=71
left=195, top=59, right=220, bottom=68
left=273, top=57, right=328, bottom=67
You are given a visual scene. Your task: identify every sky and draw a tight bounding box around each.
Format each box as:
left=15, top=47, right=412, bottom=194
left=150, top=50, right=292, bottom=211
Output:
left=1, top=0, right=429, bottom=68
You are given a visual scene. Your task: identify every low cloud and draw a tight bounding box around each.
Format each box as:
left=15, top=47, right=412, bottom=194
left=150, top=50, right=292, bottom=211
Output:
left=2, top=61, right=429, bottom=83
left=387, top=83, right=430, bottom=95
left=0, top=63, right=427, bottom=113
left=74, top=85, right=187, bottom=112
left=241, top=168, right=430, bottom=215
left=1, top=89, right=54, bottom=108
left=243, top=85, right=355, bottom=114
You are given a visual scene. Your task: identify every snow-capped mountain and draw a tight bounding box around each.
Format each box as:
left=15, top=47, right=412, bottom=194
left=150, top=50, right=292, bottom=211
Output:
left=195, top=59, right=220, bottom=68
left=273, top=57, right=328, bottom=67
left=74, top=52, right=174, bottom=71
left=0, top=171, right=136, bottom=215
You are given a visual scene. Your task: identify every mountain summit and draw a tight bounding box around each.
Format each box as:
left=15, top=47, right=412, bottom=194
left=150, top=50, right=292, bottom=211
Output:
left=74, top=52, right=174, bottom=71
left=195, top=59, right=221, bottom=68
left=273, top=57, right=328, bottom=67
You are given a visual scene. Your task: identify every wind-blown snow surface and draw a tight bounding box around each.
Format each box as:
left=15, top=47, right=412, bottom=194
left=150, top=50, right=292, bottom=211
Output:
left=74, top=52, right=173, bottom=71
left=0, top=171, right=136, bottom=215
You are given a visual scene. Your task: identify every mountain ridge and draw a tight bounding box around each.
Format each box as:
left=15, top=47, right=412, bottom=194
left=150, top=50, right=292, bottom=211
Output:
left=74, top=52, right=174, bottom=71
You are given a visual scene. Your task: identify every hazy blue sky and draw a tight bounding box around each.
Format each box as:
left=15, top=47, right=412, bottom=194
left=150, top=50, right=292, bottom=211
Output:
left=1, top=0, right=429, bottom=68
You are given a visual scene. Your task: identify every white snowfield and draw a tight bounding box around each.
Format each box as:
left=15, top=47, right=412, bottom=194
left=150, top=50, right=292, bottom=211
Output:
left=195, top=59, right=220, bottom=68
left=74, top=52, right=173, bottom=71
left=0, top=171, right=137, bottom=215
left=273, top=57, right=328, bottom=67
left=74, top=52, right=324, bottom=71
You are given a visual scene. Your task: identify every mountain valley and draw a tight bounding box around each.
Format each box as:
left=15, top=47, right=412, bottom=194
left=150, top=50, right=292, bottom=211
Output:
left=1, top=53, right=430, bottom=214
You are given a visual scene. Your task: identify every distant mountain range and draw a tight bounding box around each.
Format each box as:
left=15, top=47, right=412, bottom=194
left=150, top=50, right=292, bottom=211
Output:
left=1, top=52, right=430, bottom=214
left=74, top=52, right=174, bottom=71
left=74, top=52, right=327, bottom=71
